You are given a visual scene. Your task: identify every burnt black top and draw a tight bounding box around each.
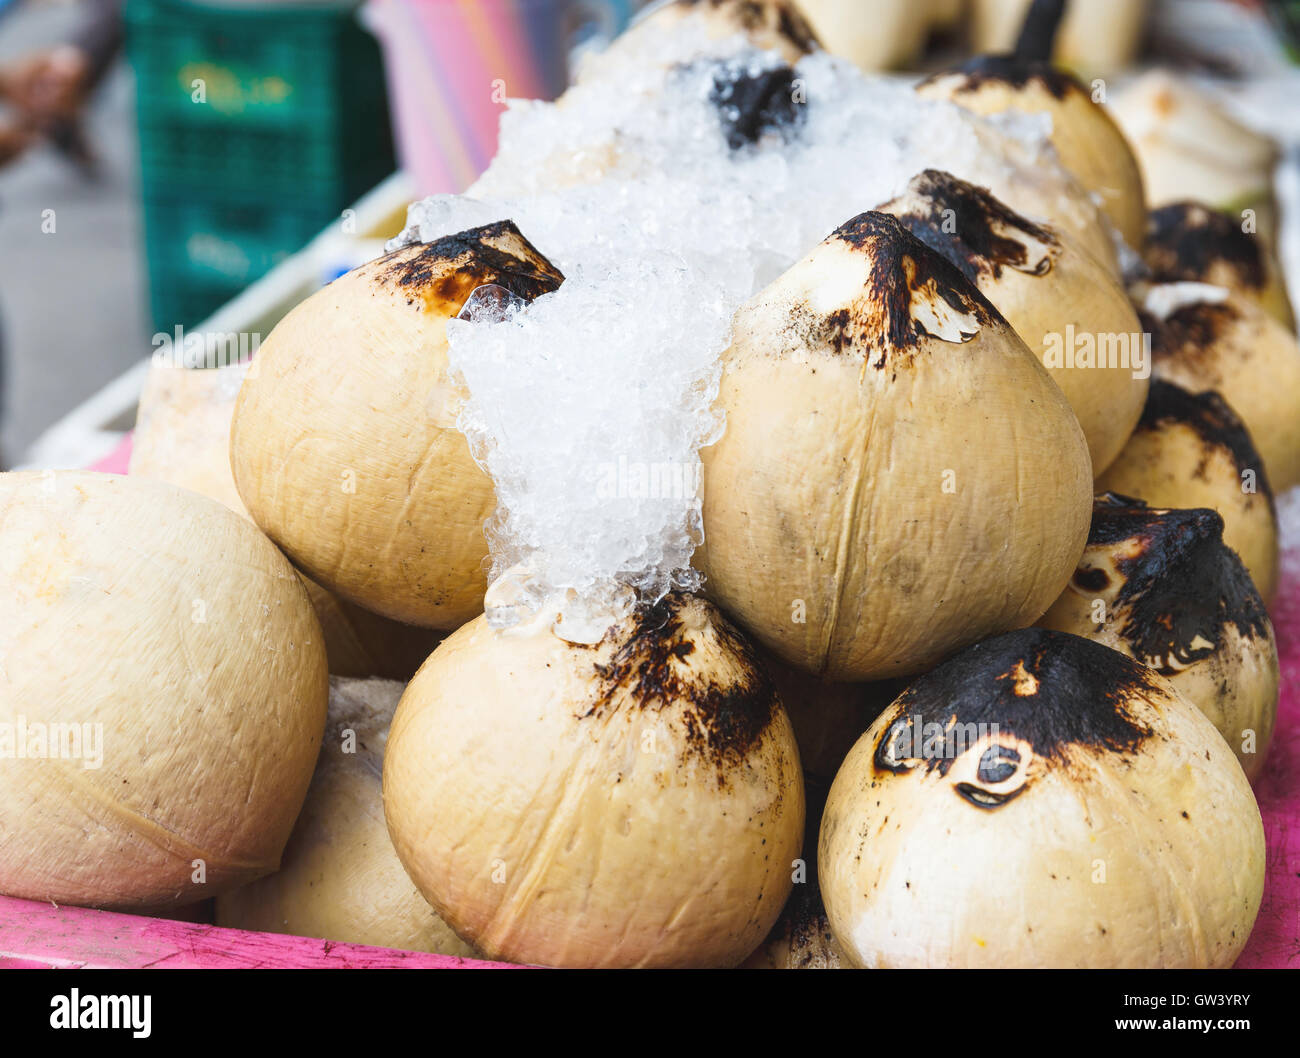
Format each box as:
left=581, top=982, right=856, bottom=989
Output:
left=710, top=62, right=806, bottom=150
left=817, top=211, right=1000, bottom=368
left=1137, top=379, right=1274, bottom=510
left=1141, top=300, right=1242, bottom=373
left=1078, top=497, right=1272, bottom=675
left=373, top=220, right=565, bottom=313
left=921, top=54, right=1083, bottom=101
left=1144, top=202, right=1267, bottom=292
left=883, top=169, right=1058, bottom=283
left=679, top=0, right=821, bottom=55
left=873, top=628, right=1158, bottom=775
left=581, top=594, right=782, bottom=777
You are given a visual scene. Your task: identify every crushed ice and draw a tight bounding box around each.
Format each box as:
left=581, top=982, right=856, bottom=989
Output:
left=391, top=22, right=1083, bottom=635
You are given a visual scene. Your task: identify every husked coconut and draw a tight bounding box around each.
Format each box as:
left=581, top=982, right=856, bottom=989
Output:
left=579, top=0, right=820, bottom=83
left=131, top=360, right=439, bottom=679
left=698, top=211, right=1093, bottom=681
left=383, top=593, right=804, bottom=968
left=216, top=678, right=475, bottom=957
left=877, top=169, right=1148, bottom=474
left=1096, top=380, right=1279, bottom=603
left=230, top=221, right=565, bottom=629
left=917, top=57, right=1146, bottom=250
left=742, top=775, right=847, bottom=969
left=1137, top=283, right=1300, bottom=492
left=1040, top=494, right=1278, bottom=781
left=1143, top=202, right=1294, bottom=331
left=820, top=628, right=1265, bottom=968
left=1111, top=72, right=1281, bottom=245
left=0, top=471, right=328, bottom=909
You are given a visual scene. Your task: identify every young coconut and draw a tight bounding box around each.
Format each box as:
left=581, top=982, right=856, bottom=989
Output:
left=877, top=169, right=1148, bottom=474
left=1095, top=380, right=1279, bottom=603
left=230, top=221, right=565, bottom=629
left=697, top=211, right=1093, bottom=681
left=216, top=678, right=475, bottom=957
left=0, top=471, right=328, bottom=909
left=916, top=10, right=1147, bottom=252
left=1137, top=283, right=1300, bottom=493
left=820, top=627, right=1265, bottom=968
left=131, top=359, right=439, bottom=679
left=382, top=593, right=805, bottom=968
left=1143, top=202, right=1294, bottom=331
left=742, top=775, right=847, bottom=969
left=1039, top=495, right=1278, bottom=782
left=583, top=0, right=819, bottom=79
left=1111, top=72, right=1282, bottom=246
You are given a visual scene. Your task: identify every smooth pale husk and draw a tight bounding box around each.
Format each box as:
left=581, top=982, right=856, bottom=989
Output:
left=1111, top=72, right=1280, bottom=245
left=1040, top=499, right=1278, bottom=782
left=917, top=65, right=1147, bottom=252
left=216, top=678, right=475, bottom=956
left=698, top=212, right=1093, bottom=681
left=878, top=170, right=1148, bottom=475
left=820, top=629, right=1265, bottom=968
left=131, top=361, right=439, bottom=678
left=230, top=222, right=564, bottom=630
left=1141, top=286, right=1300, bottom=494
left=1096, top=382, right=1280, bottom=604
left=383, top=593, right=804, bottom=968
left=0, top=471, right=329, bottom=909
left=797, top=0, right=930, bottom=71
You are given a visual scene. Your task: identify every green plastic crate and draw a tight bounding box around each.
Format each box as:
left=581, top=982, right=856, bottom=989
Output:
left=142, top=191, right=340, bottom=328
left=127, top=0, right=396, bottom=327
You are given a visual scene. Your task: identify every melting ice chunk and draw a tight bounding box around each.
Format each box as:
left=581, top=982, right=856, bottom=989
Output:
left=457, top=284, right=529, bottom=324
left=386, top=195, right=500, bottom=253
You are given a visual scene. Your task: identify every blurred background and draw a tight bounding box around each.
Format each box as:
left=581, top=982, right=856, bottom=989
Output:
left=0, top=0, right=1298, bottom=468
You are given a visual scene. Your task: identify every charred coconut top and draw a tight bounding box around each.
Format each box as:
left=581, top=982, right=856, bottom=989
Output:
left=879, top=169, right=1059, bottom=283
left=677, top=0, right=821, bottom=56
left=1136, top=379, right=1274, bottom=510
left=1076, top=495, right=1271, bottom=675
left=1144, top=203, right=1267, bottom=292
left=919, top=56, right=1083, bottom=102
left=1140, top=301, right=1241, bottom=376
left=816, top=211, right=999, bottom=367
left=371, top=220, right=565, bottom=314
left=581, top=593, right=781, bottom=776
left=708, top=62, right=806, bottom=150
left=872, top=629, right=1157, bottom=798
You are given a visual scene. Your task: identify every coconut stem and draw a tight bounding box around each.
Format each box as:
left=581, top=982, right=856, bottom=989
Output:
left=1013, top=0, right=1067, bottom=63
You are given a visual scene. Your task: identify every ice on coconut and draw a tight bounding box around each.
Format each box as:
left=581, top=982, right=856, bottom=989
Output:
left=385, top=36, right=1110, bottom=637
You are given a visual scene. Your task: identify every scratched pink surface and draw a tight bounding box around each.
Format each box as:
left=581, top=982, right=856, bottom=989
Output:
left=1236, top=551, right=1300, bottom=968
left=0, top=896, right=517, bottom=969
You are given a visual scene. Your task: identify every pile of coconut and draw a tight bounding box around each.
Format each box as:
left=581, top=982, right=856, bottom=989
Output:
left=3, top=0, right=1295, bottom=969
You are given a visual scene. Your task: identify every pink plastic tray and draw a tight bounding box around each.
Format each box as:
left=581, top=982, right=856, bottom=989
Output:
left=0, top=436, right=1294, bottom=968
